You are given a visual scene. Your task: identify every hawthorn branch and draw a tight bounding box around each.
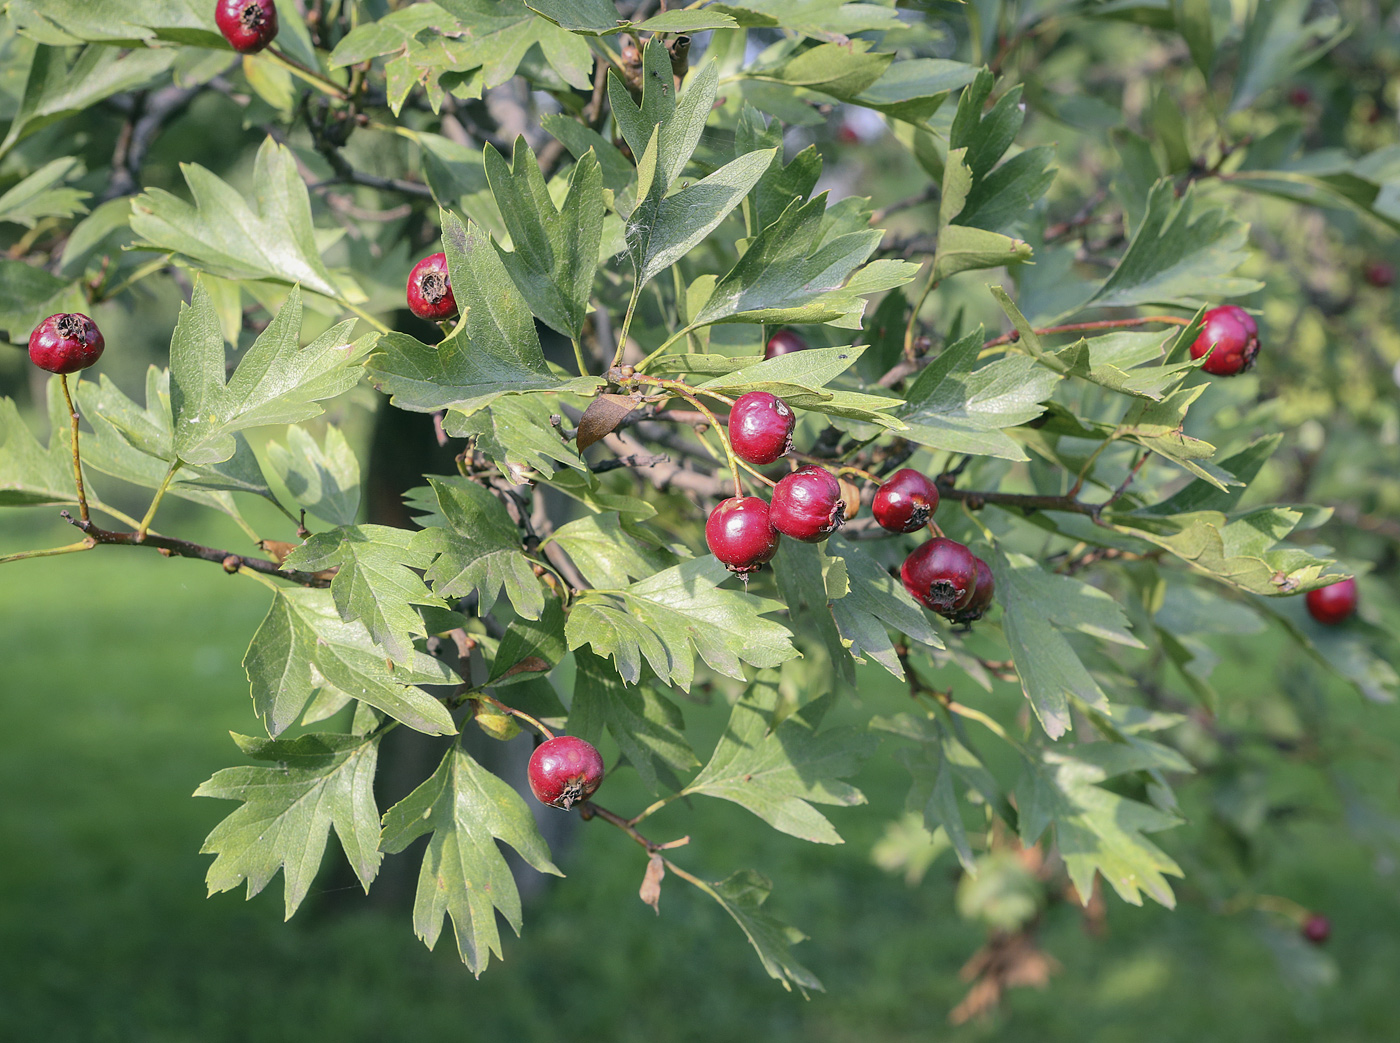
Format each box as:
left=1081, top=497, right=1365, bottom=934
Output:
left=60, top=512, right=330, bottom=587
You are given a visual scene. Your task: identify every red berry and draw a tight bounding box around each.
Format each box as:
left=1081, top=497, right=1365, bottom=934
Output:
left=1364, top=261, right=1395, bottom=288
left=527, top=736, right=605, bottom=810
left=706, top=496, right=780, bottom=574
left=28, top=313, right=105, bottom=375
left=872, top=468, right=940, bottom=533
left=406, top=252, right=458, bottom=321
left=728, top=391, right=794, bottom=465
left=215, top=0, right=279, bottom=54
left=901, top=537, right=977, bottom=615
left=1306, top=577, right=1357, bottom=625
left=1287, top=86, right=1312, bottom=108
left=946, top=557, right=995, bottom=625
left=1302, top=914, right=1331, bottom=945
left=764, top=329, right=808, bottom=359
left=770, top=466, right=845, bottom=543
left=1190, top=305, right=1260, bottom=377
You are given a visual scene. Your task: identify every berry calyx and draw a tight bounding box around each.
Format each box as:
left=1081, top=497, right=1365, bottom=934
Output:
left=527, top=736, right=605, bottom=811
left=1190, top=305, right=1260, bottom=376
left=215, top=0, right=279, bottom=54
left=872, top=468, right=940, bottom=533
left=769, top=466, right=845, bottom=543
left=728, top=391, right=795, bottom=465
left=946, top=556, right=995, bottom=625
left=1301, top=914, right=1331, bottom=945
left=406, top=252, right=458, bottom=321
left=28, top=313, right=105, bottom=375
left=764, top=329, right=809, bottom=359
left=901, top=537, right=978, bottom=614
left=1305, top=577, right=1357, bottom=625
left=706, top=496, right=780, bottom=574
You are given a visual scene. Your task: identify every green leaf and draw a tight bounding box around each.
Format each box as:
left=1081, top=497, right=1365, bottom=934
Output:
left=1259, top=593, right=1400, bottom=704
left=896, top=327, right=1061, bottom=461
left=284, top=526, right=447, bottom=664
left=685, top=869, right=822, bottom=994
left=485, top=139, right=603, bottom=341
left=487, top=599, right=569, bottom=685
left=130, top=138, right=353, bottom=302
left=169, top=281, right=371, bottom=467
left=0, top=156, right=89, bottom=228
left=6, top=0, right=220, bottom=45
left=568, top=648, right=698, bottom=793
left=1173, top=0, right=1215, bottom=77
left=410, top=476, right=545, bottom=620
left=366, top=211, right=603, bottom=414
left=0, top=382, right=82, bottom=506
left=610, top=40, right=718, bottom=195
left=625, top=138, right=776, bottom=291
left=546, top=513, right=677, bottom=589
left=1117, top=384, right=1228, bottom=488
left=826, top=536, right=945, bottom=678
left=566, top=557, right=798, bottom=689
left=1051, top=330, right=1200, bottom=400
left=692, top=344, right=904, bottom=426
left=933, top=147, right=1035, bottom=279
left=692, top=192, right=908, bottom=327
left=1230, top=0, right=1347, bottom=113
left=264, top=425, right=362, bottom=528
left=243, top=587, right=459, bottom=738
left=711, top=0, right=901, bottom=39
left=1017, top=741, right=1185, bottom=907
left=526, top=0, right=737, bottom=34
left=684, top=676, right=875, bottom=843
left=873, top=711, right=1016, bottom=871
left=380, top=744, right=562, bottom=976
left=773, top=540, right=854, bottom=685
left=1113, top=508, right=1338, bottom=597
left=854, top=58, right=981, bottom=124
left=539, top=114, right=634, bottom=193
left=194, top=732, right=383, bottom=919
left=735, top=104, right=823, bottom=231
left=0, top=259, right=85, bottom=343
left=0, top=44, right=176, bottom=157
left=1085, top=181, right=1260, bottom=311
left=992, top=548, right=1145, bottom=739
left=444, top=393, right=583, bottom=482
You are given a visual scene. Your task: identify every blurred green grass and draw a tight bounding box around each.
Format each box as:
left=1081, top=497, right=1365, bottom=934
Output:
left=3, top=509, right=1399, bottom=1042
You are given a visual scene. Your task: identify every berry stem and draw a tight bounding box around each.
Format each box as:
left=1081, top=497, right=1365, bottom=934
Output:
left=570, top=336, right=590, bottom=377
left=612, top=286, right=642, bottom=370
left=479, top=693, right=554, bottom=740
left=135, top=461, right=182, bottom=542
left=0, top=540, right=95, bottom=567
left=59, top=375, right=90, bottom=523
left=264, top=46, right=351, bottom=101
left=982, top=314, right=1191, bottom=352
left=629, top=375, right=743, bottom=498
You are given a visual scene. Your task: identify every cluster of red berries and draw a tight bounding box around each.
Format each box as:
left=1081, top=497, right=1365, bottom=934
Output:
left=702, top=334, right=997, bottom=623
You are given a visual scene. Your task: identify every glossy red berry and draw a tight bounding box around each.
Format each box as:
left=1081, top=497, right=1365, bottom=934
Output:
left=406, top=252, right=458, bottom=321
left=28, top=313, right=105, bottom=375
left=947, top=556, right=995, bottom=625
left=1301, top=914, right=1331, bottom=945
left=764, top=329, right=808, bottom=359
left=1363, top=261, right=1396, bottom=288
left=215, top=0, right=279, bottom=54
left=527, top=736, right=604, bottom=811
left=1190, top=305, right=1260, bottom=376
left=728, top=391, right=794, bottom=465
left=872, top=468, right=940, bottom=533
left=901, top=537, right=978, bottom=615
left=1306, top=577, right=1357, bottom=625
left=770, top=466, right=845, bottom=543
left=706, top=496, right=780, bottom=574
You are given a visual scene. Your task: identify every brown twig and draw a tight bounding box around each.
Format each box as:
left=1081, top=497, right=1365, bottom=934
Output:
left=60, top=512, right=330, bottom=587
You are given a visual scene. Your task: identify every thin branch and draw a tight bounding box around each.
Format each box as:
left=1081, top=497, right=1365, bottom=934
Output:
left=61, top=512, right=330, bottom=587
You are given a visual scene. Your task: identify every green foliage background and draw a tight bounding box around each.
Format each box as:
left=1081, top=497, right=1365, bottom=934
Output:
left=3, top=0, right=1400, bottom=1035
